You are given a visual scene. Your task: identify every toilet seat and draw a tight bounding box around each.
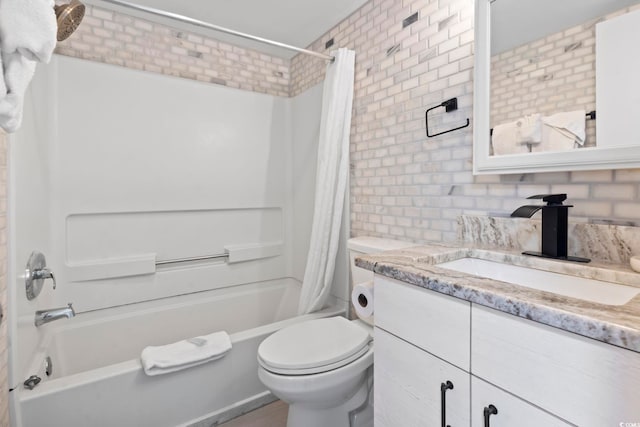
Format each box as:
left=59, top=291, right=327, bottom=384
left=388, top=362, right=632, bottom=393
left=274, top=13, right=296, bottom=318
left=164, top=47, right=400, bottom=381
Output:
left=258, top=317, right=372, bottom=375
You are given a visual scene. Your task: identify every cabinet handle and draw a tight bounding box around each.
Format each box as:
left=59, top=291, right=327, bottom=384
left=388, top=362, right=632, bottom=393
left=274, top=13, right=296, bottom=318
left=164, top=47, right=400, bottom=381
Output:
left=440, top=380, right=454, bottom=427
left=483, top=404, right=498, bottom=427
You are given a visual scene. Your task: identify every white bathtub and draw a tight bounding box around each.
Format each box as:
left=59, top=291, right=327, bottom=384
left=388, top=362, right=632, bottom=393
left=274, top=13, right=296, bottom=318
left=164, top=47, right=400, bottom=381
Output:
left=16, top=278, right=344, bottom=427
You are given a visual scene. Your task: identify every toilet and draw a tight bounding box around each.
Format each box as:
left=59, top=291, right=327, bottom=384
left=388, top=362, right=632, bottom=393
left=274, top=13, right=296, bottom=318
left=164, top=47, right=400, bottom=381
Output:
left=257, top=237, right=415, bottom=427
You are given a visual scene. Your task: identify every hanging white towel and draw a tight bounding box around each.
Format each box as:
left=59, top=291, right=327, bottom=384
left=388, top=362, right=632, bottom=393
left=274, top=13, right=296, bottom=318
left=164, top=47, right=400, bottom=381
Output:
left=515, top=113, right=542, bottom=144
left=140, top=331, right=232, bottom=376
left=532, top=110, right=586, bottom=153
left=0, top=52, right=37, bottom=133
left=0, top=0, right=57, bottom=63
left=491, top=121, right=531, bottom=155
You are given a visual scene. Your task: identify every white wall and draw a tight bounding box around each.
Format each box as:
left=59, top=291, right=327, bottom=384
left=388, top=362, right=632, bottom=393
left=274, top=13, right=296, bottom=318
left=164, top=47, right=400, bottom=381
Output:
left=9, top=56, right=342, bottom=388
left=18, top=56, right=294, bottom=313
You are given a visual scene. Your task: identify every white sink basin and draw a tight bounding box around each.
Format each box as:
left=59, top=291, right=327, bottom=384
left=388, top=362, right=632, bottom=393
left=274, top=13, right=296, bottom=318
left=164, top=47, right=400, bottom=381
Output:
left=436, top=258, right=640, bottom=306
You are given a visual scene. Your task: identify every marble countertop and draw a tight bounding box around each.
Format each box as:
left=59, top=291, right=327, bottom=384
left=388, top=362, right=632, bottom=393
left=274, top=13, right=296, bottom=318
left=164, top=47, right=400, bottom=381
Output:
left=356, top=244, right=640, bottom=353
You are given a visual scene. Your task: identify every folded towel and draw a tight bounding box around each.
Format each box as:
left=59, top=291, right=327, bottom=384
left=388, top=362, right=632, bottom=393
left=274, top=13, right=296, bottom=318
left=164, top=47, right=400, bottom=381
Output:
left=491, top=121, right=531, bottom=155
left=140, top=331, right=232, bottom=376
left=532, top=110, right=586, bottom=153
left=0, top=52, right=37, bottom=133
left=0, top=0, right=57, bottom=63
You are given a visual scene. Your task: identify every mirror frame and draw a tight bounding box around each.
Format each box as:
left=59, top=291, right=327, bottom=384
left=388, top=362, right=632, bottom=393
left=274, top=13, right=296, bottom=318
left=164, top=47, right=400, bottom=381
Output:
left=472, top=0, right=640, bottom=175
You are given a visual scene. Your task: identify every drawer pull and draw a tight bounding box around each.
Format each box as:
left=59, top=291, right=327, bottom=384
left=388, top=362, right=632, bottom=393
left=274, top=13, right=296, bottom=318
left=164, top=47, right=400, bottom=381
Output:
left=440, top=380, right=454, bottom=427
left=483, top=404, right=498, bottom=427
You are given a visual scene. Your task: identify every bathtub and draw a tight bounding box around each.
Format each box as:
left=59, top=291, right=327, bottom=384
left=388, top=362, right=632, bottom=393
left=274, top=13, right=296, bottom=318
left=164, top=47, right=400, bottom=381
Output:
left=16, top=278, right=344, bottom=427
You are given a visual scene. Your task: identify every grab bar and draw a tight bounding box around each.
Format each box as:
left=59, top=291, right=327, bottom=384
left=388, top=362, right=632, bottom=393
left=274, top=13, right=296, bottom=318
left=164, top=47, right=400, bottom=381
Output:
left=155, top=253, right=229, bottom=266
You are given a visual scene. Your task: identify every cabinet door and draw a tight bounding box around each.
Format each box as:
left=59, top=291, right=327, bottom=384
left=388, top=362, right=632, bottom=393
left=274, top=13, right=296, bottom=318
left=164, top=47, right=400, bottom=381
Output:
left=471, top=377, right=571, bottom=427
left=472, top=305, right=640, bottom=426
left=375, top=276, right=471, bottom=370
left=375, top=328, right=470, bottom=427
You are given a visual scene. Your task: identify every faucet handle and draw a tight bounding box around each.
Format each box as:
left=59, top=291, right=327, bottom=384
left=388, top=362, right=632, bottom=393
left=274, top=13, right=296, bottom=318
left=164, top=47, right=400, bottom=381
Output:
left=33, top=268, right=56, bottom=290
left=25, top=252, right=58, bottom=300
left=526, top=194, right=567, bottom=205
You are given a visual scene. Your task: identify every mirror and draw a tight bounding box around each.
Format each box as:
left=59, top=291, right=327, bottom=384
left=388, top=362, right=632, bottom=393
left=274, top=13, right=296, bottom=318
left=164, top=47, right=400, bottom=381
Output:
left=473, top=0, right=640, bottom=174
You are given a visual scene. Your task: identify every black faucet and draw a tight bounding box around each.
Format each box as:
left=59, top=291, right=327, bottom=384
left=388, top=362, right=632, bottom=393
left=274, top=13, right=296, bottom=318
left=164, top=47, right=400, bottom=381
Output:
left=511, top=194, right=590, bottom=263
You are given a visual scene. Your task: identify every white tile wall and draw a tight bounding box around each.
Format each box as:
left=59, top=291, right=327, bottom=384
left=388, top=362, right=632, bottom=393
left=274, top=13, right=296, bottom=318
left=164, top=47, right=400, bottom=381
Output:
left=55, top=5, right=291, bottom=97
left=290, top=0, right=640, bottom=242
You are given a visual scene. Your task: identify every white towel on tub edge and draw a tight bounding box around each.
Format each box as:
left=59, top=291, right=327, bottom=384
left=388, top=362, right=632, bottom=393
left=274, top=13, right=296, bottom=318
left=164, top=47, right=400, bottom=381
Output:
left=141, top=331, right=232, bottom=376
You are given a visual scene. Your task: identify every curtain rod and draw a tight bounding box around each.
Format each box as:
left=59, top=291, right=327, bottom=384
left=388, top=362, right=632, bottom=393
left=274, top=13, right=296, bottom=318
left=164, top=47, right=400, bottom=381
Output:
left=98, top=0, right=335, bottom=62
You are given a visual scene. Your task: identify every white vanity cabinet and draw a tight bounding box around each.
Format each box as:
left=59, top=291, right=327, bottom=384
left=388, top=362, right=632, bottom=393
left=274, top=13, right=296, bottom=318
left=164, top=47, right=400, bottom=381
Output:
left=470, top=377, right=570, bottom=427
left=374, top=276, right=639, bottom=427
left=375, top=328, right=470, bottom=427
left=374, top=277, right=471, bottom=426
left=472, top=305, right=640, bottom=427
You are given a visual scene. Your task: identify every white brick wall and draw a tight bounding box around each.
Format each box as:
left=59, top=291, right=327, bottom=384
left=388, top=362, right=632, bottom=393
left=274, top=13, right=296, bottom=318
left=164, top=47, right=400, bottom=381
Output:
left=290, top=0, right=640, bottom=242
left=55, top=5, right=291, bottom=97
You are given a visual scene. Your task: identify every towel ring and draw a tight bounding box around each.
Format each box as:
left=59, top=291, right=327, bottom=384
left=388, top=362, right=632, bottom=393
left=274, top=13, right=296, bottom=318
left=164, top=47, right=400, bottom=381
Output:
left=425, top=97, right=470, bottom=138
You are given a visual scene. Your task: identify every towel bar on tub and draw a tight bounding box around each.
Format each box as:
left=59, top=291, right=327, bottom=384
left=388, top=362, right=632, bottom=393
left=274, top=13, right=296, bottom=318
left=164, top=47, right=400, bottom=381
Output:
left=155, top=253, right=229, bottom=266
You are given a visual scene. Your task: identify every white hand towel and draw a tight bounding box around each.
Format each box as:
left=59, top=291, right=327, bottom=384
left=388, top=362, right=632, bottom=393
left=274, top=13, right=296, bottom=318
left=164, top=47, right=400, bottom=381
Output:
left=0, top=52, right=37, bottom=133
left=0, top=0, right=57, bottom=63
left=140, top=331, right=232, bottom=376
left=515, top=113, right=542, bottom=144
left=532, top=124, right=578, bottom=153
left=542, top=110, right=586, bottom=145
left=532, top=110, right=586, bottom=153
left=491, top=121, right=531, bottom=155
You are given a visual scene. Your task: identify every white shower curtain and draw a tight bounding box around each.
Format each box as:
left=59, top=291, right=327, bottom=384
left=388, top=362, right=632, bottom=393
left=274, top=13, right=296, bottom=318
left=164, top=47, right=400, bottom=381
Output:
left=298, top=48, right=355, bottom=315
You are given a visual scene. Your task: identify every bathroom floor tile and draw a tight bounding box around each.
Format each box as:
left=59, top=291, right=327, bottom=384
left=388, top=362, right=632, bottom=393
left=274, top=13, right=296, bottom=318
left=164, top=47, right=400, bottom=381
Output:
left=218, top=400, right=288, bottom=427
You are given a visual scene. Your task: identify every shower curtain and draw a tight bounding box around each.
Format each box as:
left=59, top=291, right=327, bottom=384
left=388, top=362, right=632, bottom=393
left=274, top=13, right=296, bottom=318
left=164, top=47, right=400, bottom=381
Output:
left=298, top=48, right=355, bottom=315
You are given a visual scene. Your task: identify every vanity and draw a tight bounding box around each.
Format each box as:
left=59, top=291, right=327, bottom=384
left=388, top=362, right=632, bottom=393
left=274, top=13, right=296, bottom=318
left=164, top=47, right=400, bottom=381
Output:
left=358, top=245, right=640, bottom=426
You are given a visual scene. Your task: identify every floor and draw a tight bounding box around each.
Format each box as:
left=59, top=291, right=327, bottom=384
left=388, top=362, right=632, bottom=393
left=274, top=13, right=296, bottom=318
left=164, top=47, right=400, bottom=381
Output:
left=219, top=400, right=288, bottom=427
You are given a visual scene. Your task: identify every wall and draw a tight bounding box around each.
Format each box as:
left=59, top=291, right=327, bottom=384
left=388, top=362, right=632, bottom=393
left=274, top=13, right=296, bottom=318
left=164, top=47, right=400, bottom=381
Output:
left=13, top=55, right=294, bottom=312
left=50, top=0, right=640, bottom=250
left=55, top=5, right=290, bottom=97
left=290, top=0, right=640, bottom=244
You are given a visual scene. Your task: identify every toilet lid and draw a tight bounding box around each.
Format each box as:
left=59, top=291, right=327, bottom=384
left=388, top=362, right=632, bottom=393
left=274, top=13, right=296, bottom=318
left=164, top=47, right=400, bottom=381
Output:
left=258, top=317, right=372, bottom=375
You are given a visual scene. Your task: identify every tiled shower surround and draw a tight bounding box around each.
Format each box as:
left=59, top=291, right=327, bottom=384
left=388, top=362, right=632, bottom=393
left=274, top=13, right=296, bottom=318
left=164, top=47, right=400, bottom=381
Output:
left=1, top=1, right=640, bottom=421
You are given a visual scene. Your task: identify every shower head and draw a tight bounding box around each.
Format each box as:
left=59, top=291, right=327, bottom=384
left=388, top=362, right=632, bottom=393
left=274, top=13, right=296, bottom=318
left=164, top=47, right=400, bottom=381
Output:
left=54, top=0, right=86, bottom=41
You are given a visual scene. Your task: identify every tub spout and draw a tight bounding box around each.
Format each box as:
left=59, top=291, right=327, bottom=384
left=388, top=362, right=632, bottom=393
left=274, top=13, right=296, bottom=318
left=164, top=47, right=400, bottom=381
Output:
left=35, top=303, right=75, bottom=327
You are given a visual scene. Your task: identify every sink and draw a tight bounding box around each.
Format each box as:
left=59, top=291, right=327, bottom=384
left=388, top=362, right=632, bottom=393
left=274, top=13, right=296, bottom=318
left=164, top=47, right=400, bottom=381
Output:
left=436, top=258, right=640, bottom=306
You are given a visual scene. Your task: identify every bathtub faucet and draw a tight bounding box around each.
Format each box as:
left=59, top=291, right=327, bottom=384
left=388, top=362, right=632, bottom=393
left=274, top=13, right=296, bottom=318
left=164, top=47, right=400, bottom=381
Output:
left=35, top=303, right=75, bottom=327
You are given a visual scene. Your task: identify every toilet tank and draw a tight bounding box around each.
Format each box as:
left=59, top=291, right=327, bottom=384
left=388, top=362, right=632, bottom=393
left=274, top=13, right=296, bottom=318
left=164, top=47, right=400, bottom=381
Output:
left=347, top=237, right=416, bottom=287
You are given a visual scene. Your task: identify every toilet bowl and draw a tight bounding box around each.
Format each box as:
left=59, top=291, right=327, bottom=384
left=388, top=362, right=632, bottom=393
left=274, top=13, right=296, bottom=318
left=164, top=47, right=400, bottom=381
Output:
left=257, top=237, right=414, bottom=427
left=258, top=317, right=373, bottom=427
